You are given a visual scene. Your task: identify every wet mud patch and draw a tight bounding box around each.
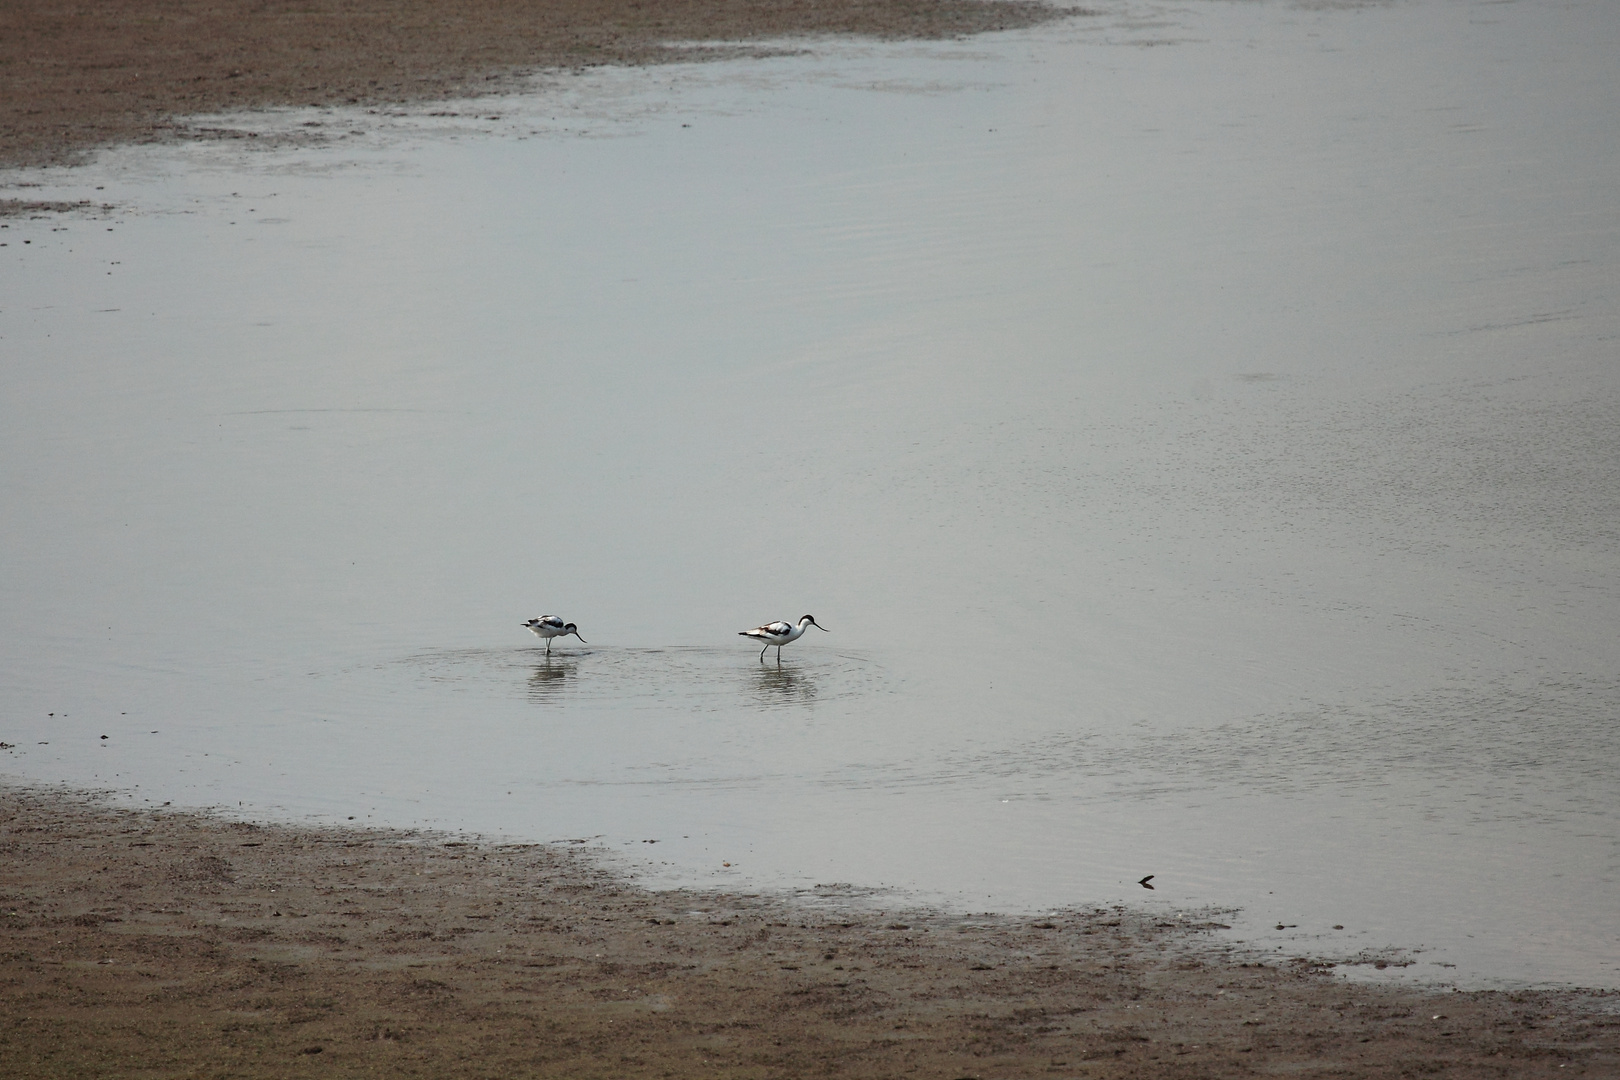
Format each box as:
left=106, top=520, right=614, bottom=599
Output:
left=0, top=198, right=119, bottom=218
left=3, top=784, right=1617, bottom=1078
left=0, top=0, right=1073, bottom=170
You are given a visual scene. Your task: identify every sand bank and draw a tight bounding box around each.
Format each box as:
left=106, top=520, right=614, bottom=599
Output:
left=2, top=785, right=1615, bottom=1076
left=0, top=0, right=1064, bottom=171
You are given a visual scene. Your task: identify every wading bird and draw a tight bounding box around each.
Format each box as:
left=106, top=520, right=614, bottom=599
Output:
left=739, top=614, right=826, bottom=662
left=522, top=616, right=586, bottom=654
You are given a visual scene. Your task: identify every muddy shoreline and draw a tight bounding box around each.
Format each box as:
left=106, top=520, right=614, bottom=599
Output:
left=2, top=784, right=1616, bottom=1077
left=0, top=0, right=1068, bottom=171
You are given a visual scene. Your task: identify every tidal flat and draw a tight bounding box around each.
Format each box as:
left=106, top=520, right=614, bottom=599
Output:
left=4, top=785, right=1617, bottom=1077
left=4, top=1, right=1619, bottom=1062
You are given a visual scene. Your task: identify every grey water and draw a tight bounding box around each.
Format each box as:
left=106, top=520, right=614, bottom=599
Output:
left=3, top=0, right=1618, bottom=989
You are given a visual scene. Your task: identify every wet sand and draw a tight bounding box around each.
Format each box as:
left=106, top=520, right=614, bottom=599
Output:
left=0, top=0, right=1063, bottom=172
left=3, top=786, right=1616, bottom=1077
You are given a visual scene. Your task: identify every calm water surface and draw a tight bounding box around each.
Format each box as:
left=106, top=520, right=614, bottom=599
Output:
left=3, top=0, right=1618, bottom=989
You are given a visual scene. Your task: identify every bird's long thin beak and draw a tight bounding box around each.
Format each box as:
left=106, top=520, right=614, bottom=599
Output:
left=815, top=623, right=829, bottom=631
left=573, top=633, right=587, bottom=642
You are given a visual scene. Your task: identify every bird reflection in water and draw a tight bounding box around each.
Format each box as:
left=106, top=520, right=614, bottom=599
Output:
left=527, top=657, right=578, bottom=703
left=750, top=661, right=817, bottom=707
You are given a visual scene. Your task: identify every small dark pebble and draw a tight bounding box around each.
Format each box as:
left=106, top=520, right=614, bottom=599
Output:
left=301, top=1046, right=323, bottom=1054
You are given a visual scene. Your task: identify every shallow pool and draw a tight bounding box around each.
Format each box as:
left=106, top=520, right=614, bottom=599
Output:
left=3, top=0, right=1618, bottom=989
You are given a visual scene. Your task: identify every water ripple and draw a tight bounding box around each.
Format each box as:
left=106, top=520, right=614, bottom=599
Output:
left=401, top=645, right=892, bottom=712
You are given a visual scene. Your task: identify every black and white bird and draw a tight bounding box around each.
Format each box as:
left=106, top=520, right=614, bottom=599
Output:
left=522, top=615, right=586, bottom=654
left=739, top=614, right=826, bottom=661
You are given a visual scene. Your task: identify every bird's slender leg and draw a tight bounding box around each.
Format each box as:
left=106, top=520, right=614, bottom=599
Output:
left=776, top=646, right=783, bottom=663
left=759, top=643, right=768, bottom=662
left=546, top=638, right=552, bottom=656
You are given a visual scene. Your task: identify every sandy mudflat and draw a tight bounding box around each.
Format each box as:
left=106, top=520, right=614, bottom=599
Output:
left=4, top=1, right=1620, bottom=1073
left=1, top=786, right=1616, bottom=1077
left=0, top=0, right=1063, bottom=172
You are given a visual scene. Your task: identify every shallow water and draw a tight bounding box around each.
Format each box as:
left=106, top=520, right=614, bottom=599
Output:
left=3, top=0, right=1618, bottom=988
